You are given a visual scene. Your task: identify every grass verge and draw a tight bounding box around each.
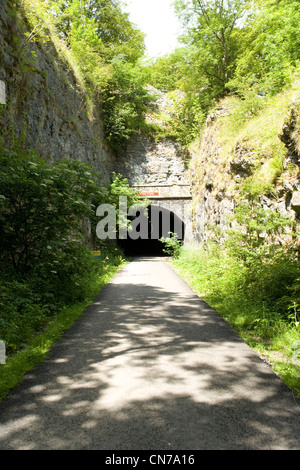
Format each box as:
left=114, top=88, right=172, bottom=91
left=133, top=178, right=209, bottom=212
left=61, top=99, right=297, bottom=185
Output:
left=0, top=259, right=127, bottom=403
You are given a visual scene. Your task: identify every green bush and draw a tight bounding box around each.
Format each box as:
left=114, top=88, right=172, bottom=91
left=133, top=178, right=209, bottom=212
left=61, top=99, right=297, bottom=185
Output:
left=0, top=147, right=130, bottom=355
left=0, top=147, right=99, bottom=274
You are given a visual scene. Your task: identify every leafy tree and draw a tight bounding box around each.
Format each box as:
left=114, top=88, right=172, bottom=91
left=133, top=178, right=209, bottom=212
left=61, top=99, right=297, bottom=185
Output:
left=145, top=0, right=249, bottom=144
left=143, top=48, right=188, bottom=92
left=0, top=146, right=103, bottom=350
left=67, top=14, right=113, bottom=92
left=0, top=147, right=144, bottom=352
left=50, top=0, right=148, bottom=146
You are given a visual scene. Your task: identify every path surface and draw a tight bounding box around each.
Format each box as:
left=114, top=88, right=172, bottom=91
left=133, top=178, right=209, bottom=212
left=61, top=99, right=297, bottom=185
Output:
left=0, top=257, right=299, bottom=450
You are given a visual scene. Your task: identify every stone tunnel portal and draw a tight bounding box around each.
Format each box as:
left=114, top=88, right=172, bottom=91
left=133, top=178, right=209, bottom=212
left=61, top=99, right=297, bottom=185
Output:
left=117, top=205, right=185, bottom=257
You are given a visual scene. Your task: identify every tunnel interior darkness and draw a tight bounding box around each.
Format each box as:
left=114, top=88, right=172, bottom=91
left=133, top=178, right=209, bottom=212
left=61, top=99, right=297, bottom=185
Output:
left=117, top=205, right=185, bottom=256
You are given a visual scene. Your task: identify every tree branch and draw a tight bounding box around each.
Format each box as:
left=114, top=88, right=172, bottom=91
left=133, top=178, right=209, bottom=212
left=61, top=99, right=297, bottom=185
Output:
left=195, top=0, right=223, bottom=44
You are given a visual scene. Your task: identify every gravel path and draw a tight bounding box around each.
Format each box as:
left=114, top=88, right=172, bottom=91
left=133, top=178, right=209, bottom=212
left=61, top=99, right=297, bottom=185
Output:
left=0, top=257, right=299, bottom=450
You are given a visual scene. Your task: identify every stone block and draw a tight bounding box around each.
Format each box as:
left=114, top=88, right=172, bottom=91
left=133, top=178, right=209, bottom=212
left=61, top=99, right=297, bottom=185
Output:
left=291, top=191, right=300, bottom=215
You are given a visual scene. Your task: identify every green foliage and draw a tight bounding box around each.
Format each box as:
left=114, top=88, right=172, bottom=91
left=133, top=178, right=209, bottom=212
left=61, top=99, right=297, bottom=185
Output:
left=143, top=48, right=208, bottom=144
left=173, top=237, right=300, bottom=337
left=226, top=202, right=294, bottom=253
left=50, top=0, right=145, bottom=64
left=142, top=48, right=188, bottom=92
left=226, top=90, right=266, bottom=131
left=239, top=158, right=282, bottom=200
left=222, top=204, right=299, bottom=325
left=12, top=0, right=300, bottom=148
left=143, top=0, right=300, bottom=145
left=159, top=232, right=182, bottom=258
left=171, top=0, right=248, bottom=124
left=175, top=0, right=248, bottom=95
left=141, top=0, right=252, bottom=144
left=172, top=90, right=207, bottom=145
left=0, top=254, right=126, bottom=402
left=172, top=203, right=300, bottom=395
left=49, top=0, right=148, bottom=147
left=0, top=147, right=98, bottom=274
left=230, top=0, right=300, bottom=96
left=15, top=0, right=148, bottom=148
left=101, top=60, right=153, bottom=149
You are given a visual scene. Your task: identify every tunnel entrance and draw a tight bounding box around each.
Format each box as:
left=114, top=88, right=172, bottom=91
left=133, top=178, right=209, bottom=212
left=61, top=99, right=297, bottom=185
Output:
left=117, top=205, right=185, bottom=256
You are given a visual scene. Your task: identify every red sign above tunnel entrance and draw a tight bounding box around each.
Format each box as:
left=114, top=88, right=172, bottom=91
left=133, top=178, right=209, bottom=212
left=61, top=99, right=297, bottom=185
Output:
left=138, top=192, right=159, bottom=197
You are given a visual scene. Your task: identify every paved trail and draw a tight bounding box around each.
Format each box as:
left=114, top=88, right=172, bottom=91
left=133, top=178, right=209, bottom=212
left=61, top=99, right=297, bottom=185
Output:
left=0, top=257, right=299, bottom=450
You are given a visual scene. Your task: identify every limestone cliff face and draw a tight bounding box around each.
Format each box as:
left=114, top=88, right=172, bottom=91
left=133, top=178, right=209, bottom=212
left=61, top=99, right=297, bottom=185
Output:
left=0, top=2, right=190, bottom=194
left=188, top=100, right=300, bottom=242
left=188, top=112, right=236, bottom=242
left=0, top=0, right=114, bottom=182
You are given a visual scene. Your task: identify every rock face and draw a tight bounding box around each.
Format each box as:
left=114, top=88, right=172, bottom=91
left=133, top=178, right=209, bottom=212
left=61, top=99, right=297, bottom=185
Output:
left=113, top=131, right=193, bottom=243
left=0, top=1, right=192, bottom=245
left=0, top=4, right=189, bottom=190
left=291, top=191, right=300, bottom=215
left=0, top=0, right=114, bottom=182
left=0, top=80, right=5, bottom=104
left=113, top=85, right=190, bottom=186
left=188, top=101, right=300, bottom=242
left=0, top=5, right=193, bottom=243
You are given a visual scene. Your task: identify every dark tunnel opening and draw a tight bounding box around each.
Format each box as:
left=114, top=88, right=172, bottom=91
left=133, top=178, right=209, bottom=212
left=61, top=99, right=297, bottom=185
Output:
left=117, top=205, right=185, bottom=257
